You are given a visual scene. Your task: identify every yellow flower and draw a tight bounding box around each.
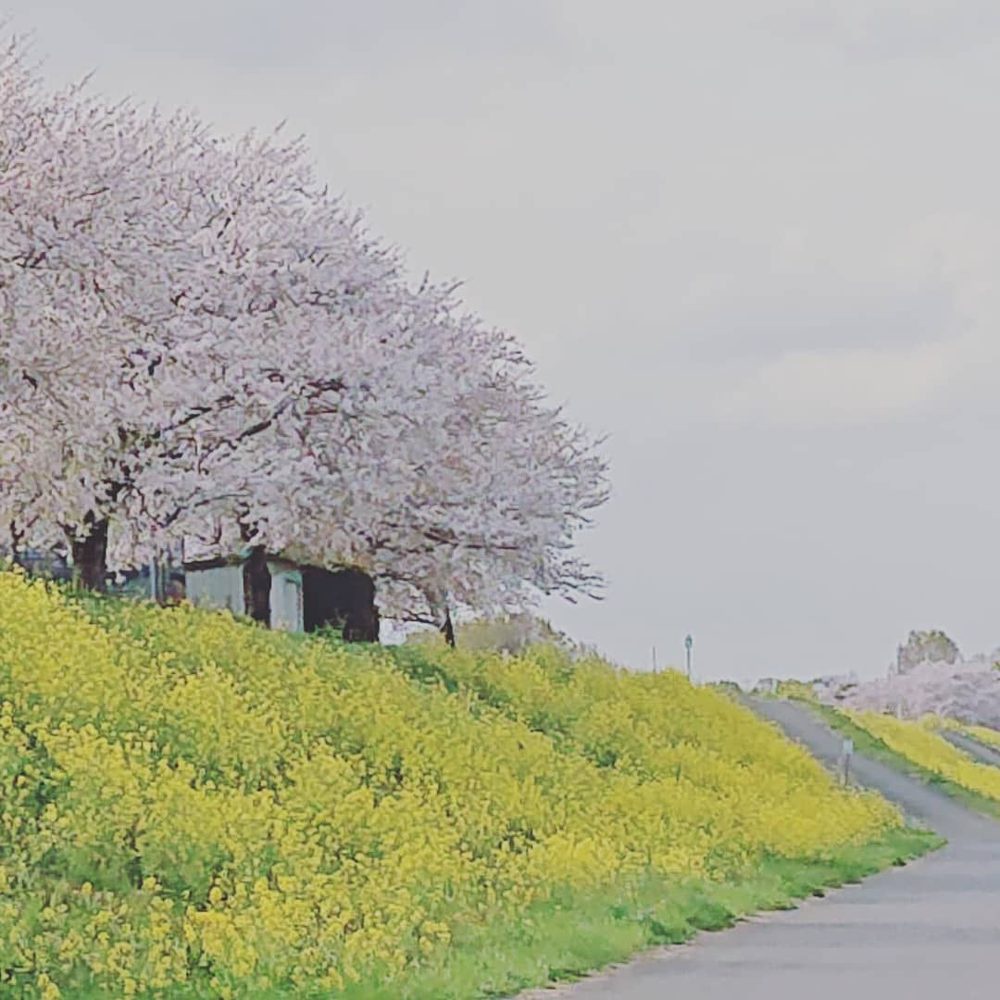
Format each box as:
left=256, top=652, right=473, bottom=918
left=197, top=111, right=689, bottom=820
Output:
left=0, top=570, right=900, bottom=997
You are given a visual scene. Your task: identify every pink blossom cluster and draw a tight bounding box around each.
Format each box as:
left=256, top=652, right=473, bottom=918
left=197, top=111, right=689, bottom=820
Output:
left=829, top=658, right=1000, bottom=729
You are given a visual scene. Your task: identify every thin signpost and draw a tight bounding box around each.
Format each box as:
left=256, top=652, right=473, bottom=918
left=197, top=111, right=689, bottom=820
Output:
left=840, top=737, right=854, bottom=786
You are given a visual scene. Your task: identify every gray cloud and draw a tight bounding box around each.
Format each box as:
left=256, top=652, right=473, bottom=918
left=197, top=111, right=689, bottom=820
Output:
left=764, top=1, right=1000, bottom=62
left=679, top=278, right=959, bottom=361
left=13, top=1, right=583, bottom=73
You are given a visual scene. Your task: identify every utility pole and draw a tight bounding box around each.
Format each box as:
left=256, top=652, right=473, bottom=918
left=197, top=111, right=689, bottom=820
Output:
left=684, top=634, right=693, bottom=681
left=652, top=645, right=658, bottom=672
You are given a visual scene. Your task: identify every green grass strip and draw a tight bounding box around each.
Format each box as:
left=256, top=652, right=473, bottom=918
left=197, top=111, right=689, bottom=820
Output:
left=337, top=826, right=940, bottom=1000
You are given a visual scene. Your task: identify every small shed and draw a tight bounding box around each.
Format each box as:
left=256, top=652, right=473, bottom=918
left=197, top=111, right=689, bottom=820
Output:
left=182, top=546, right=379, bottom=641
left=184, top=550, right=304, bottom=630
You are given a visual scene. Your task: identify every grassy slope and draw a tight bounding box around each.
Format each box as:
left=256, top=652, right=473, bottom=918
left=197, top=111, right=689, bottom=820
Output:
left=346, top=827, right=937, bottom=1000
left=367, top=649, right=942, bottom=998
left=49, top=592, right=941, bottom=999
left=59, top=831, right=937, bottom=1000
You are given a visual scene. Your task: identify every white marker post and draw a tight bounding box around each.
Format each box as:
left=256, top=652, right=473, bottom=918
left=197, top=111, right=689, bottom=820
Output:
left=840, top=738, right=854, bottom=786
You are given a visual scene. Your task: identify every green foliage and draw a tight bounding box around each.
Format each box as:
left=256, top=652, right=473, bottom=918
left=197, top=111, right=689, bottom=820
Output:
left=405, top=613, right=599, bottom=659
left=774, top=680, right=819, bottom=702
left=896, top=629, right=960, bottom=673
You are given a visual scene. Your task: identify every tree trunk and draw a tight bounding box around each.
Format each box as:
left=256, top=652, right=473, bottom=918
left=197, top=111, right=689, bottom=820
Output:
left=68, top=515, right=109, bottom=592
left=242, top=547, right=272, bottom=626
left=8, top=522, right=24, bottom=568
left=440, top=607, right=456, bottom=648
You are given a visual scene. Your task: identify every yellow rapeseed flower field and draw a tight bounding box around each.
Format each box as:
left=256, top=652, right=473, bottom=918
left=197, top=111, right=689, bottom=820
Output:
left=0, top=570, right=901, bottom=997
left=847, top=711, right=1000, bottom=802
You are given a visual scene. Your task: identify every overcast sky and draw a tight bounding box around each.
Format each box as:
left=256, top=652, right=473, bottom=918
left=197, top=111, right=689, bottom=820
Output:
left=8, top=1, right=1000, bottom=683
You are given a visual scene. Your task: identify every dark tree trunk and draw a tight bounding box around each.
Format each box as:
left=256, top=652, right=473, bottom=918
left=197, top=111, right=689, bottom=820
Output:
left=8, top=522, right=24, bottom=568
left=243, top=547, right=271, bottom=626
left=68, top=515, right=109, bottom=592
left=302, top=566, right=380, bottom=643
left=440, top=607, right=456, bottom=648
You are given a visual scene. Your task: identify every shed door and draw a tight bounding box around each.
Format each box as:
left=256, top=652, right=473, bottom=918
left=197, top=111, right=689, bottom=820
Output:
left=269, top=568, right=304, bottom=632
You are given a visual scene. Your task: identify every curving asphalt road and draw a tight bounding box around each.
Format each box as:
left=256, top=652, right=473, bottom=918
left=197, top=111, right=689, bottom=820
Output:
left=941, top=729, right=1000, bottom=769
left=518, top=698, right=1000, bottom=1000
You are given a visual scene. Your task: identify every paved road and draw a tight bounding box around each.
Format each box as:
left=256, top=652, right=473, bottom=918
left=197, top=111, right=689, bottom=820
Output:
left=519, top=699, right=1000, bottom=1000
left=941, top=729, right=1000, bottom=769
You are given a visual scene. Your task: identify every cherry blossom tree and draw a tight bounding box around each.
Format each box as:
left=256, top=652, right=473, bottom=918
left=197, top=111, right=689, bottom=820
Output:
left=0, top=31, right=609, bottom=636
left=183, top=283, right=608, bottom=636
left=0, top=37, right=395, bottom=587
left=0, top=38, right=215, bottom=584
